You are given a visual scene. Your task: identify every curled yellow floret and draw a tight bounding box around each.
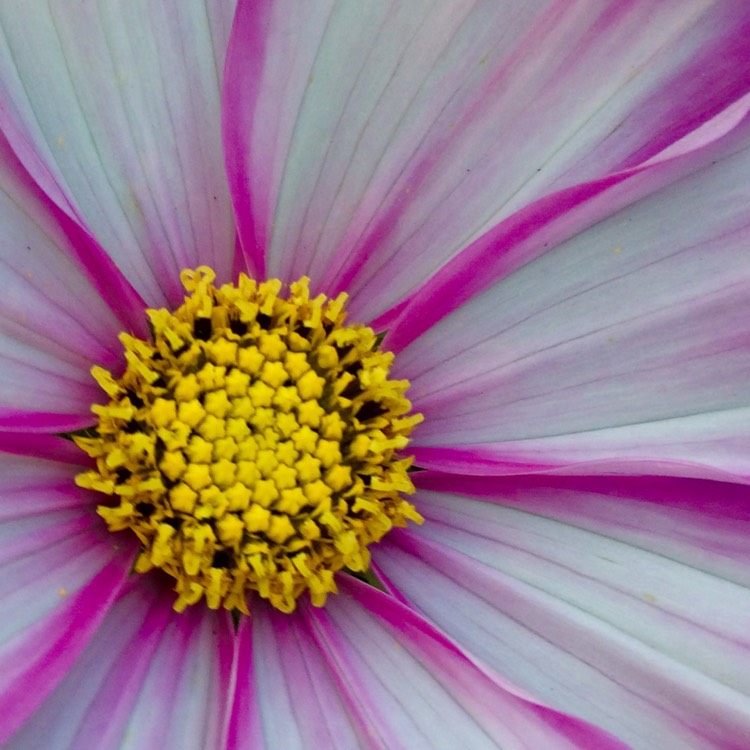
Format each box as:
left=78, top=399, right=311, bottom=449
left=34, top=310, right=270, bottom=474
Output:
left=75, top=266, right=422, bottom=614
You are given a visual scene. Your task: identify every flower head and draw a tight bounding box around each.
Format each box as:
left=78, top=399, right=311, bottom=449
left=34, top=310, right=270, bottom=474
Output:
left=76, top=266, right=422, bottom=613
left=1, top=2, right=750, bottom=749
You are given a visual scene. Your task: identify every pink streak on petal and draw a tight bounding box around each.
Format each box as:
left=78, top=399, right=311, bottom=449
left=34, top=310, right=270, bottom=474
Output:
left=304, top=577, right=629, bottom=749
left=232, top=231, right=249, bottom=279
left=222, top=0, right=275, bottom=279
left=98, top=589, right=235, bottom=749
left=0, top=449, right=133, bottom=746
left=0, top=128, right=144, bottom=418
left=367, top=558, right=407, bottom=604
left=386, top=171, right=636, bottom=353
left=387, top=97, right=750, bottom=353
left=225, top=616, right=265, bottom=750
left=334, top=1, right=750, bottom=322
left=42, top=204, right=148, bottom=338
left=414, top=471, right=750, bottom=550
left=0, top=466, right=87, bottom=519
left=0, top=127, right=148, bottom=337
left=0, top=555, right=131, bottom=743
left=367, top=295, right=412, bottom=335
left=380, top=530, right=750, bottom=750
left=0, top=3, right=237, bottom=308
left=233, top=603, right=371, bottom=750
left=639, top=90, right=750, bottom=167
left=410, top=446, right=750, bottom=486
left=0, top=431, right=89, bottom=465
left=0, top=410, right=92, bottom=434
left=0, top=97, right=80, bottom=229
left=396, top=109, right=750, bottom=482
left=378, top=474, right=750, bottom=748
left=612, top=0, right=750, bottom=170
left=6, top=579, right=235, bottom=750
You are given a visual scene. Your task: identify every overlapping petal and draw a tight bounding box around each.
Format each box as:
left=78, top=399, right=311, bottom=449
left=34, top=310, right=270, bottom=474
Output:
left=229, top=579, right=628, bottom=750
left=0, top=453, right=132, bottom=744
left=224, top=0, right=750, bottom=322
left=0, top=0, right=237, bottom=308
left=397, top=106, right=750, bottom=481
left=375, top=473, right=750, bottom=749
left=7, top=581, right=235, bottom=750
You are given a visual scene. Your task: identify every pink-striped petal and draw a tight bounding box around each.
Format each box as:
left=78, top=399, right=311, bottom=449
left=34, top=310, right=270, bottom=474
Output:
left=0, top=1, right=237, bottom=308
left=0, top=133, right=127, bottom=425
left=0, top=432, right=92, bottom=464
left=397, top=106, right=750, bottom=482
left=375, top=473, right=750, bottom=749
left=228, top=581, right=628, bottom=750
left=223, top=0, right=750, bottom=322
left=0, top=453, right=133, bottom=743
left=227, top=604, right=366, bottom=750
left=6, top=580, right=235, bottom=749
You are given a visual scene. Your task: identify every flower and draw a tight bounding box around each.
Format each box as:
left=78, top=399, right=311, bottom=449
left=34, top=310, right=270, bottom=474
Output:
left=0, top=1, right=749, bottom=748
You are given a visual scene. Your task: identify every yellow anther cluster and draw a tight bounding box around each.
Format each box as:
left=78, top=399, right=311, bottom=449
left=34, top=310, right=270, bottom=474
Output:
left=75, top=267, right=422, bottom=613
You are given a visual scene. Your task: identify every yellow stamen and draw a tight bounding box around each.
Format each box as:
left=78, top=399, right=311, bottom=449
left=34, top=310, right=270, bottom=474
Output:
left=75, top=266, right=422, bottom=614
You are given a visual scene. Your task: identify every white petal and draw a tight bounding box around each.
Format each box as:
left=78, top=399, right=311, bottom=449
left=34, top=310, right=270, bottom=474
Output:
left=0, top=453, right=131, bottom=743
left=399, top=109, right=750, bottom=480
left=0, top=136, right=126, bottom=424
left=7, top=581, right=235, bottom=750
left=229, top=585, right=628, bottom=749
left=228, top=606, right=365, bottom=749
left=224, top=0, right=750, bottom=321
left=0, top=0, right=237, bottom=307
left=376, top=474, right=750, bottom=749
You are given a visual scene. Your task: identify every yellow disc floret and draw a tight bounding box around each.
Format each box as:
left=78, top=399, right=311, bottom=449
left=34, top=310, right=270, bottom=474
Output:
left=75, top=267, right=423, bottom=614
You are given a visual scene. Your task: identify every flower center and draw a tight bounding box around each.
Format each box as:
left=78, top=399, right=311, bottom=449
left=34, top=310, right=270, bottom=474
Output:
left=75, top=267, right=422, bottom=614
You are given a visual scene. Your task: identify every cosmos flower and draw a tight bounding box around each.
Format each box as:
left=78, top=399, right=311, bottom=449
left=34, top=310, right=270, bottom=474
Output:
left=0, top=1, right=749, bottom=748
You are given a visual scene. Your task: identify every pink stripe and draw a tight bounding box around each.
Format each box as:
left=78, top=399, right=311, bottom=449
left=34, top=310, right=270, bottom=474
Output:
left=0, top=556, right=130, bottom=744
left=328, top=0, right=750, bottom=313
left=43, top=200, right=149, bottom=338
left=231, top=231, right=248, bottom=279
left=325, top=0, right=580, bottom=300
left=384, top=166, right=653, bottom=353
left=0, top=131, right=148, bottom=337
left=299, top=603, right=391, bottom=750
left=339, top=576, right=630, bottom=749
left=411, top=445, right=546, bottom=474
left=367, top=558, right=410, bottom=605
left=225, top=616, right=265, bottom=750
left=222, top=0, right=275, bottom=280
left=413, top=470, right=750, bottom=522
left=329, top=148, right=441, bottom=298
left=410, top=445, right=750, bottom=484
left=0, top=431, right=88, bottom=465
left=367, top=293, right=412, bottom=332
left=615, top=0, right=750, bottom=170
left=386, top=101, right=750, bottom=354
left=0, top=410, right=92, bottom=434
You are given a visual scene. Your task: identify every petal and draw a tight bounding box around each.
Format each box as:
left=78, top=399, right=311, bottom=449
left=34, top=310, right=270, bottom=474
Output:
left=376, top=473, right=750, bottom=750
left=0, top=433, right=90, bottom=464
left=0, top=452, right=132, bottom=743
left=0, top=134, right=128, bottom=426
left=227, top=604, right=365, bottom=749
left=224, top=0, right=750, bottom=321
left=7, top=580, right=235, bottom=749
left=398, top=107, right=750, bottom=481
left=0, top=0, right=237, bottom=308
left=387, top=91, right=750, bottom=350
left=228, top=583, right=628, bottom=750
